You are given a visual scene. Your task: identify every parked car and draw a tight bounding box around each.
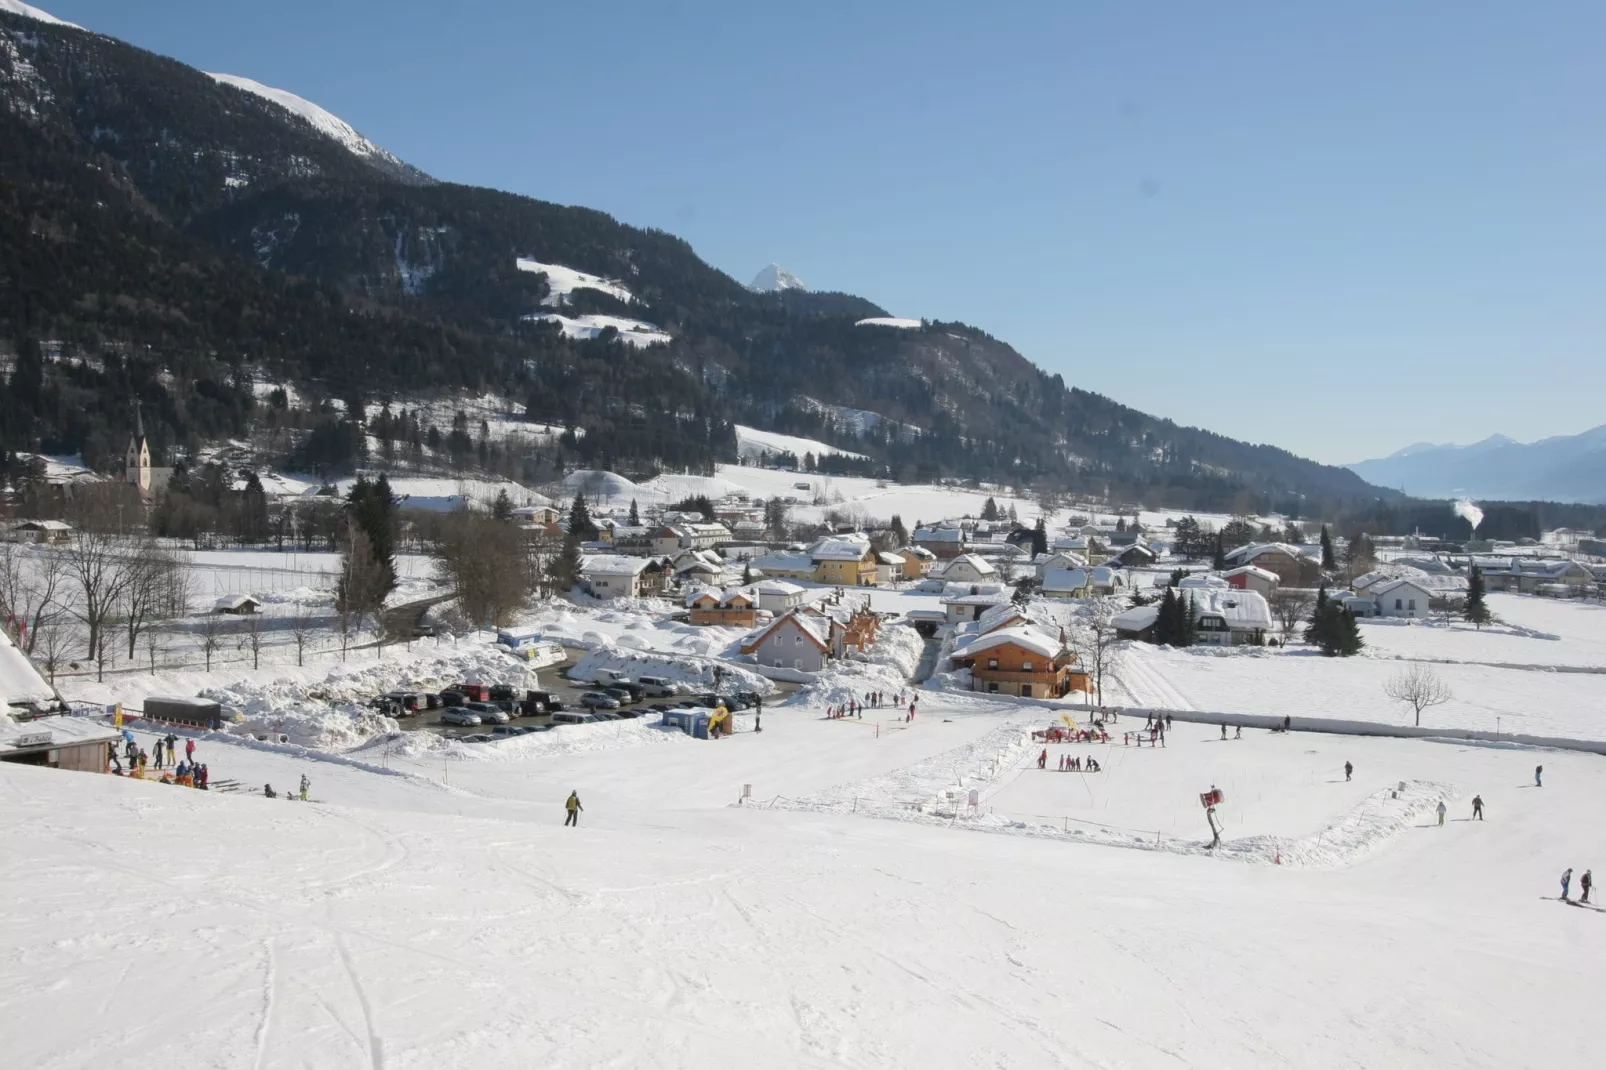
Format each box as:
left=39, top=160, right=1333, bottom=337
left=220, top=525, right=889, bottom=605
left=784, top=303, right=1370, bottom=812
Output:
left=459, top=733, right=493, bottom=744
left=489, top=725, right=543, bottom=739
left=488, top=683, right=520, bottom=703
left=602, top=686, right=637, bottom=706
left=451, top=683, right=492, bottom=702
left=636, top=676, right=679, bottom=698
left=578, top=692, right=620, bottom=710
left=647, top=703, right=674, bottom=714
left=421, top=692, right=444, bottom=710
left=438, top=690, right=466, bottom=708
left=465, top=701, right=510, bottom=725
left=519, top=690, right=564, bottom=715
left=440, top=708, right=482, bottom=726
left=587, top=711, right=622, bottom=721
left=550, top=711, right=599, bottom=726
left=691, top=692, right=719, bottom=707
left=675, top=700, right=699, bottom=709
left=382, top=691, right=423, bottom=714
left=735, top=690, right=762, bottom=708
left=610, top=708, right=644, bottom=720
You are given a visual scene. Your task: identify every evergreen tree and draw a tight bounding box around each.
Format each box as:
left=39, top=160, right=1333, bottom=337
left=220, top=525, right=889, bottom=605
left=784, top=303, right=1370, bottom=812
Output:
left=741, top=561, right=754, bottom=585
left=1304, top=586, right=1330, bottom=647
left=1464, top=565, right=1492, bottom=629
left=1320, top=525, right=1336, bottom=570
left=889, top=514, right=908, bottom=547
left=1179, top=592, right=1198, bottom=647
left=1154, top=587, right=1180, bottom=645
left=628, top=498, right=640, bottom=526
left=1212, top=531, right=1227, bottom=571
left=546, top=534, right=583, bottom=594
left=1116, top=517, right=1127, bottom=533
left=491, top=488, right=514, bottom=522
left=982, top=497, right=999, bottom=521
left=345, top=475, right=397, bottom=600
left=1030, top=517, right=1048, bottom=558
left=240, top=471, right=270, bottom=543
left=568, top=494, right=598, bottom=541
left=1331, top=603, right=1364, bottom=657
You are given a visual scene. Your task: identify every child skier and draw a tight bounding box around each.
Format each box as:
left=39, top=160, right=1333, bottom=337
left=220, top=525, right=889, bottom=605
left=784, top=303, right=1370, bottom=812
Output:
left=1436, top=800, right=1447, bottom=826
left=1344, top=761, right=1353, bottom=782
left=1560, top=868, right=1572, bottom=900
left=1471, top=795, right=1483, bottom=820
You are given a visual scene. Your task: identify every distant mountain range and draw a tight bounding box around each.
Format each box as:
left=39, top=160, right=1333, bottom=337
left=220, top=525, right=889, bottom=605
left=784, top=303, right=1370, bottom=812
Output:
left=749, top=264, right=806, bottom=292
left=1348, top=426, right=1606, bottom=504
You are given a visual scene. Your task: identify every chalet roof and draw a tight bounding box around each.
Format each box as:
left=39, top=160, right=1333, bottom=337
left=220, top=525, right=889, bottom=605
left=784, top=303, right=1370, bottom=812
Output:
left=212, top=594, right=261, bottom=610
left=1223, top=565, right=1279, bottom=582
left=901, top=545, right=938, bottom=560
left=745, top=609, right=830, bottom=652
left=912, top=527, right=964, bottom=543
left=942, top=553, right=997, bottom=577
left=811, top=536, right=873, bottom=562
left=754, top=580, right=805, bottom=596
left=1189, top=589, right=1273, bottom=630
left=580, top=554, right=654, bottom=577
left=1224, top=542, right=1314, bottom=565
left=1112, top=604, right=1160, bottom=632
left=1041, top=568, right=1089, bottom=593
left=0, top=629, right=55, bottom=706
left=0, top=713, right=118, bottom=747
left=753, top=553, right=813, bottom=574
left=1179, top=574, right=1230, bottom=590
left=876, top=552, right=906, bottom=565
left=959, top=626, right=1063, bottom=660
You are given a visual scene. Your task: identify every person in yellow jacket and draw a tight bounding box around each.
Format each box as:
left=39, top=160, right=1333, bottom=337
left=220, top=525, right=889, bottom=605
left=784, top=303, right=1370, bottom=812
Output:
left=564, top=790, right=583, bottom=827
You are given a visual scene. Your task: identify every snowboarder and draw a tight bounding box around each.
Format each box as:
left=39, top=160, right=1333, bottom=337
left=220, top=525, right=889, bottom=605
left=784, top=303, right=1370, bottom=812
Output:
left=299, top=774, right=310, bottom=802
left=1344, top=761, right=1353, bottom=782
left=1582, top=870, right=1593, bottom=904
left=1038, top=749, right=1048, bottom=770
left=1561, top=867, right=1573, bottom=901
left=1534, top=765, right=1543, bottom=787
left=264, top=784, right=276, bottom=799
left=564, top=790, right=583, bottom=827
left=1471, top=795, right=1483, bottom=820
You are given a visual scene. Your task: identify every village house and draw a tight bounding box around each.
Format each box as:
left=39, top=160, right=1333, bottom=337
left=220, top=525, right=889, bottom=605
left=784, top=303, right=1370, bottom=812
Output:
left=940, top=584, right=1014, bottom=624
left=1111, top=603, right=1159, bottom=641
left=1103, top=542, right=1158, bottom=569
left=751, top=551, right=815, bottom=582
left=0, top=714, right=121, bottom=774
left=1223, top=565, right=1279, bottom=598
left=810, top=536, right=878, bottom=587
left=685, top=587, right=760, bottom=627
left=875, top=552, right=906, bottom=586
left=741, top=610, right=832, bottom=672
left=579, top=555, right=656, bottom=599
left=1222, top=543, right=1319, bottom=585
left=897, top=545, right=937, bottom=580
left=940, top=553, right=997, bottom=586
left=1370, top=578, right=1437, bottom=618
left=1039, top=568, right=1089, bottom=599
left=1189, top=589, right=1272, bottom=646
left=651, top=525, right=689, bottom=557
left=212, top=595, right=262, bottom=616
left=9, top=519, right=72, bottom=544
left=912, top=526, right=967, bottom=560
left=513, top=504, right=561, bottom=525
left=1033, top=550, right=1086, bottom=581
left=754, top=580, right=807, bottom=614
left=949, top=626, right=1087, bottom=699
left=1479, top=558, right=1596, bottom=595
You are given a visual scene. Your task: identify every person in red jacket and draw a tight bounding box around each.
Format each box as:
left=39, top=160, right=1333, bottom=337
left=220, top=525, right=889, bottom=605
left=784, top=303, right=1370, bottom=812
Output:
left=1037, top=748, right=1047, bottom=769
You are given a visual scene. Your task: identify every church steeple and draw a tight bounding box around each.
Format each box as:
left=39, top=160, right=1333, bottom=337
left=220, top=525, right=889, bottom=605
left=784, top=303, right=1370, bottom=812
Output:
left=125, top=402, right=151, bottom=493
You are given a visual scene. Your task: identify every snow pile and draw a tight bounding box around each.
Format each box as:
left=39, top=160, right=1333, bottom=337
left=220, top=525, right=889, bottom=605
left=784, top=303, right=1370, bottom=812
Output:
left=557, top=469, right=645, bottom=503
left=207, top=73, right=409, bottom=170
left=855, top=317, right=922, bottom=329
left=798, top=623, right=927, bottom=709
left=515, top=258, right=636, bottom=306
left=566, top=647, right=774, bottom=695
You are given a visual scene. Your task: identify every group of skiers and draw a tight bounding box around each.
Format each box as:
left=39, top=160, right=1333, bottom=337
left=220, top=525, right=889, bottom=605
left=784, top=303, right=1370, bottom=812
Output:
left=827, top=690, right=918, bottom=722
left=1037, top=748, right=1102, bottom=773
left=108, top=733, right=207, bottom=788
left=1561, top=868, right=1593, bottom=904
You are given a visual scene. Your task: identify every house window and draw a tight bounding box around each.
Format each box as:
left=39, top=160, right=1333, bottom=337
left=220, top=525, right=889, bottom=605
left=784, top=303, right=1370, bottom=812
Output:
left=1408, top=599, right=1416, bottom=612
left=1395, top=599, right=1402, bottom=610
left=794, top=659, right=802, bottom=669
left=794, top=634, right=802, bottom=644
left=987, top=682, right=999, bottom=693
left=987, top=658, right=999, bottom=670
left=1022, top=661, right=1033, bottom=672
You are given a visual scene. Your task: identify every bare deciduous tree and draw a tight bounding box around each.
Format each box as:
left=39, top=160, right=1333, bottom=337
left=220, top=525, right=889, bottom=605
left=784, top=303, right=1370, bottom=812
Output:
left=64, top=528, right=135, bottom=660
left=1071, top=598, right=1124, bottom=708
left=121, top=539, right=189, bottom=660
left=242, top=610, right=265, bottom=670
left=35, top=619, right=70, bottom=685
left=197, top=612, right=225, bottom=672
left=337, top=517, right=387, bottom=652
left=290, top=602, right=314, bottom=667
left=0, top=540, right=66, bottom=655
left=1384, top=664, right=1453, bottom=727
left=1270, top=589, right=1315, bottom=643
left=431, top=510, right=534, bottom=629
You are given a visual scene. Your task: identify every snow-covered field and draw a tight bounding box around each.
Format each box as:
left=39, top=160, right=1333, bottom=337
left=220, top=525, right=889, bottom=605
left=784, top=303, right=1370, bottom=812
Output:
left=732, top=425, right=868, bottom=463
left=527, top=312, right=671, bottom=347
left=4, top=676, right=1600, bottom=1067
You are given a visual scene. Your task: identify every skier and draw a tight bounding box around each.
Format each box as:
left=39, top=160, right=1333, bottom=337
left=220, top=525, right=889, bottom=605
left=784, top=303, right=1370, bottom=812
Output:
left=152, top=741, right=165, bottom=770
left=1037, top=748, right=1048, bottom=770
left=1165, top=713, right=1172, bottom=730
left=564, top=790, right=583, bottom=827
left=1234, top=725, right=1241, bottom=739
left=264, top=784, right=276, bottom=799
left=1582, top=870, right=1593, bottom=905
left=1471, top=795, right=1483, bottom=820
left=299, top=774, right=310, bottom=802
left=164, top=733, right=177, bottom=764
left=185, top=738, right=196, bottom=765
left=1560, top=867, right=1572, bottom=901
left=1436, top=800, right=1447, bottom=826
left=1283, top=715, right=1291, bottom=732
left=1344, top=761, right=1353, bottom=782
left=1221, top=724, right=1227, bottom=740
left=1534, top=765, right=1543, bottom=787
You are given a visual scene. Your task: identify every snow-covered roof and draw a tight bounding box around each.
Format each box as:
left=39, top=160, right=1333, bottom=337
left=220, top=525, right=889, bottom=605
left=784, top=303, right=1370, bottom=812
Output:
left=941, top=554, right=997, bottom=577
left=913, top=527, right=964, bottom=543
left=13, top=519, right=72, bottom=532
left=958, top=627, right=1063, bottom=660
left=753, top=553, right=813, bottom=574
left=901, top=545, right=937, bottom=560
left=0, top=714, right=118, bottom=749
left=1189, top=589, right=1273, bottom=631
left=1224, top=542, right=1313, bottom=565
left=1112, top=604, right=1161, bottom=632
left=1179, top=574, right=1230, bottom=590
left=754, top=580, right=805, bottom=596
left=0, top=629, right=55, bottom=706
left=811, top=536, right=872, bottom=562
left=1041, top=568, right=1089, bottom=593
left=580, top=555, right=654, bottom=577
left=747, top=610, right=830, bottom=651
left=1370, top=577, right=1439, bottom=598
left=1223, top=565, right=1279, bottom=582
left=941, top=590, right=1015, bottom=607
left=213, top=594, right=261, bottom=610
left=876, top=552, right=905, bottom=565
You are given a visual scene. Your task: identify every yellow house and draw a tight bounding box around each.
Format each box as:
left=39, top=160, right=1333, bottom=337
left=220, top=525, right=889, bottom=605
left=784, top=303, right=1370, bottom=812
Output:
left=810, top=536, right=878, bottom=587
left=898, top=545, right=937, bottom=580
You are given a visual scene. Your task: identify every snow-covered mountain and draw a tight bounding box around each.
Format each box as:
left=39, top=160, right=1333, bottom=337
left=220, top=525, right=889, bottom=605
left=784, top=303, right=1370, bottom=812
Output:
left=206, top=73, right=425, bottom=181
left=0, top=0, right=77, bottom=28
left=749, top=263, right=806, bottom=292
left=1348, top=425, right=1606, bottom=503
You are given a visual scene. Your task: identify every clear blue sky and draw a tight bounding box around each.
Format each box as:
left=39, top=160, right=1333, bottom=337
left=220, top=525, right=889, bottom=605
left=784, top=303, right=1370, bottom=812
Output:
left=41, top=0, right=1606, bottom=465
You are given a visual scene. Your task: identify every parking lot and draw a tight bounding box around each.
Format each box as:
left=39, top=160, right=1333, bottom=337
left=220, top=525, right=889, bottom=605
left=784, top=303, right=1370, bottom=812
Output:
left=397, top=647, right=799, bottom=740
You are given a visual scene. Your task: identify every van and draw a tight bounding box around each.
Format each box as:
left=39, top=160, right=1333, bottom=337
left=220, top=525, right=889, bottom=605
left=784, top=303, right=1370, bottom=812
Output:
left=636, top=676, right=678, bottom=698
left=550, top=712, right=598, bottom=726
